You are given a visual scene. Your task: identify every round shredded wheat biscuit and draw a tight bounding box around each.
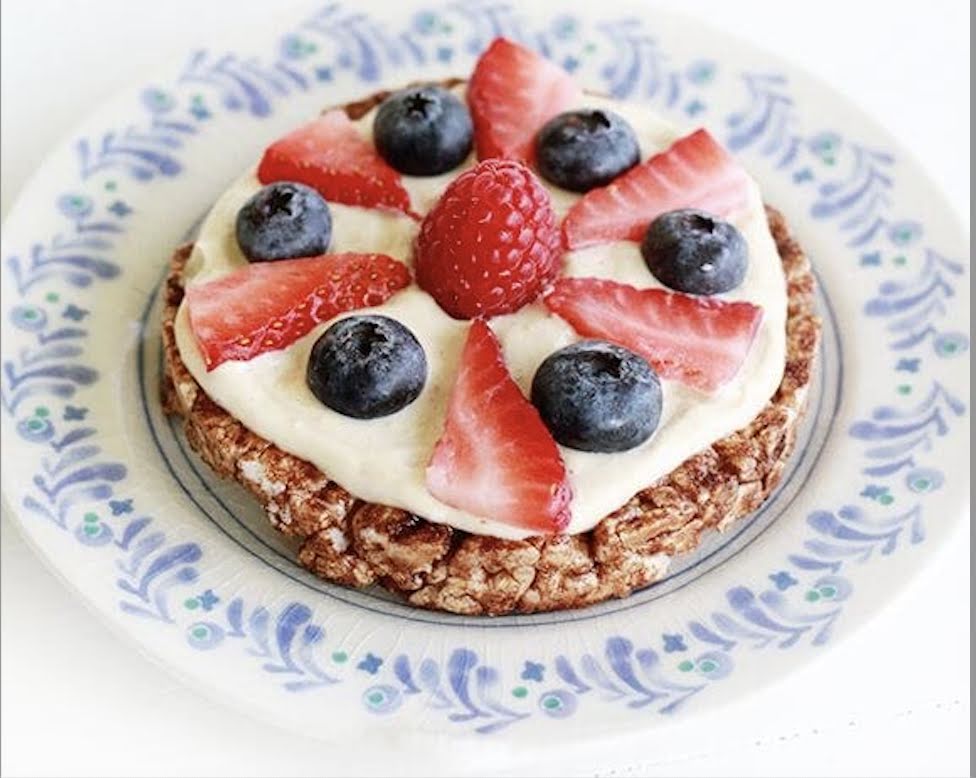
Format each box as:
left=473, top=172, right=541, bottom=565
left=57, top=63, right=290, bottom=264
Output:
left=160, top=85, right=820, bottom=615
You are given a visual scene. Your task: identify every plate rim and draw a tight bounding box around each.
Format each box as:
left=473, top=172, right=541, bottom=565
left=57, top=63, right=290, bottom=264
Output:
left=0, top=0, right=969, bottom=753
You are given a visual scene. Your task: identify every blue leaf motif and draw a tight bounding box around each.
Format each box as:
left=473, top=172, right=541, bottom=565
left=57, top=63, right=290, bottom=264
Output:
left=472, top=666, right=529, bottom=732
left=180, top=44, right=310, bottom=117
left=446, top=649, right=484, bottom=721
left=709, top=607, right=772, bottom=649
left=596, top=19, right=680, bottom=105
left=442, top=0, right=532, bottom=54
left=21, top=343, right=84, bottom=365
left=634, top=649, right=709, bottom=714
left=810, top=144, right=895, bottom=245
left=579, top=652, right=624, bottom=698
left=50, top=427, right=98, bottom=452
left=247, top=607, right=271, bottom=658
left=4, top=363, right=98, bottom=391
left=605, top=638, right=662, bottom=707
left=394, top=655, right=421, bottom=694
left=726, top=73, right=799, bottom=167
left=226, top=597, right=246, bottom=637
left=38, top=327, right=88, bottom=344
left=788, top=555, right=843, bottom=572
left=34, top=462, right=126, bottom=500
left=417, top=658, right=451, bottom=708
left=42, top=443, right=98, bottom=475
left=77, top=129, right=185, bottom=181
left=262, top=603, right=312, bottom=673
left=850, top=384, right=964, bottom=485
left=688, top=621, right=737, bottom=651
left=117, top=531, right=165, bottom=576
left=807, top=510, right=900, bottom=543
left=554, top=655, right=591, bottom=694
left=22, top=495, right=59, bottom=525
left=864, top=250, right=965, bottom=349
left=116, top=542, right=202, bottom=603
left=114, top=516, right=152, bottom=550
left=727, top=588, right=810, bottom=648
left=287, top=624, right=337, bottom=689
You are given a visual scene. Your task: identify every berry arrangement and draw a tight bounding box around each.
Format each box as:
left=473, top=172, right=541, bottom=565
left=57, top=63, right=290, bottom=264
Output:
left=185, top=38, right=763, bottom=533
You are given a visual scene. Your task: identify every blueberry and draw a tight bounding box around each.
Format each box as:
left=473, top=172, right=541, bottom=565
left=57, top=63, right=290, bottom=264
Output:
left=535, top=109, right=640, bottom=192
left=641, top=209, right=748, bottom=295
left=531, top=341, right=662, bottom=453
left=373, top=85, right=473, bottom=176
left=307, top=315, right=427, bottom=419
left=236, top=182, right=331, bottom=262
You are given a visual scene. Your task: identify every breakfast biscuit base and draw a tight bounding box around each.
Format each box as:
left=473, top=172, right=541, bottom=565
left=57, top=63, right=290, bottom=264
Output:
left=161, top=88, right=820, bottom=616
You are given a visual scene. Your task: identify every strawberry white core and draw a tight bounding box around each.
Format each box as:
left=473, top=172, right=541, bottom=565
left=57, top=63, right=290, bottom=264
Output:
left=173, top=87, right=788, bottom=540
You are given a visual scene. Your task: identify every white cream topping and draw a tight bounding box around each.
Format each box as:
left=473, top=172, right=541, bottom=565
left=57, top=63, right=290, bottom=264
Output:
left=174, top=91, right=787, bottom=540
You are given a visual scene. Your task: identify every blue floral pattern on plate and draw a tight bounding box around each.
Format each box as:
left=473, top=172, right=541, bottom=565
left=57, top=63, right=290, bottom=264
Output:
left=0, top=0, right=968, bottom=741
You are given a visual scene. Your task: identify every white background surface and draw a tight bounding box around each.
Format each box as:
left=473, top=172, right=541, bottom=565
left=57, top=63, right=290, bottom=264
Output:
left=0, top=1, right=969, bottom=776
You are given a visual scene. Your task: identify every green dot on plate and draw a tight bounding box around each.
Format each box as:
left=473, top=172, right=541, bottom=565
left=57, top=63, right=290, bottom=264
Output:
left=914, top=478, right=930, bottom=490
left=83, top=524, right=99, bottom=536
left=368, top=692, right=384, bottom=705
left=35, top=406, right=49, bottom=417
left=332, top=651, right=348, bottom=663
left=27, top=420, right=42, bottom=430
left=46, top=293, right=59, bottom=302
left=699, top=660, right=717, bottom=673
left=542, top=696, right=560, bottom=709
left=105, top=181, right=117, bottom=191
left=192, top=627, right=207, bottom=638
left=879, top=494, right=894, bottom=505
left=83, top=513, right=99, bottom=523
left=897, top=385, right=911, bottom=395
left=819, top=586, right=837, bottom=598
left=678, top=660, right=694, bottom=672
left=184, top=598, right=199, bottom=609
left=23, top=309, right=37, bottom=319
left=805, top=590, right=820, bottom=602
left=512, top=686, right=528, bottom=698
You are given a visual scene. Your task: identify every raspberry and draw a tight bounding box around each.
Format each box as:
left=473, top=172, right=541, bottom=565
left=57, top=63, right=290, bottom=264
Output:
left=415, top=159, right=562, bottom=319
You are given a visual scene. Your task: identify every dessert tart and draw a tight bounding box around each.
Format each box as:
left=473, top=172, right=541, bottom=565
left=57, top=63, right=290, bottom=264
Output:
left=162, top=38, right=820, bottom=615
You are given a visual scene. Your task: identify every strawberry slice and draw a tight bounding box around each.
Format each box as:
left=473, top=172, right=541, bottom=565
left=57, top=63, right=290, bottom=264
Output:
left=186, top=253, right=411, bottom=370
left=426, top=319, right=572, bottom=534
left=257, top=110, right=417, bottom=218
left=544, top=278, right=763, bottom=392
left=467, top=37, right=582, bottom=164
left=562, top=128, right=752, bottom=249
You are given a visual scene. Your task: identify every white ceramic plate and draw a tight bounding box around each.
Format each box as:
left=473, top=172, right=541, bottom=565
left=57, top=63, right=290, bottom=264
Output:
left=1, top=0, right=968, bottom=768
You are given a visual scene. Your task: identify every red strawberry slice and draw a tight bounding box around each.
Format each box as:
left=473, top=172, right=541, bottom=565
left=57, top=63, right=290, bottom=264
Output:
left=562, top=128, right=752, bottom=249
left=544, top=278, right=763, bottom=392
left=186, top=253, right=411, bottom=370
left=467, top=37, right=582, bottom=164
left=257, top=110, right=418, bottom=218
left=426, top=319, right=572, bottom=534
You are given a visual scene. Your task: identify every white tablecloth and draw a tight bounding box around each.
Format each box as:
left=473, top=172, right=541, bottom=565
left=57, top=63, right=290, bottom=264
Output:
left=1, top=1, right=969, bottom=775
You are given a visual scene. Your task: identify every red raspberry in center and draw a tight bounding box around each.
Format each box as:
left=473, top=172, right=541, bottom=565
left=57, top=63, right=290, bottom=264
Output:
left=415, top=159, right=562, bottom=319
